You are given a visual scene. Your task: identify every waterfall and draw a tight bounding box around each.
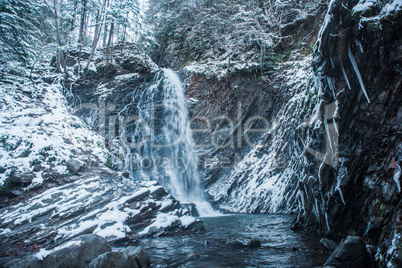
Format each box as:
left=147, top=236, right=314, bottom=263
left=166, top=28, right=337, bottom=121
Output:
left=124, top=69, right=216, bottom=216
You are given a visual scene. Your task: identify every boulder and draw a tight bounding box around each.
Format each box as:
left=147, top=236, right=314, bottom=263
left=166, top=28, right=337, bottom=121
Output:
left=89, top=251, right=138, bottom=268
left=324, top=236, right=373, bottom=268
left=42, top=171, right=63, bottom=182
left=7, top=171, right=35, bottom=187
left=66, top=160, right=83, bottom=174
left=149, top=186, right=168, bottom=200
left=120, top=246, right=151, bottom=268
left=226, top=237, right=261, bottom=248
left=320, top=238, right=337, bottom=251
left=22, top=234, right=111, bottom=268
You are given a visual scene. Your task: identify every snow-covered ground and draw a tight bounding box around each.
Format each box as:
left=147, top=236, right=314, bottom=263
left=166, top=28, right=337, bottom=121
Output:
left=0, top=175, right=199, bottom=251
left=0, top=74, right=106, bottom=186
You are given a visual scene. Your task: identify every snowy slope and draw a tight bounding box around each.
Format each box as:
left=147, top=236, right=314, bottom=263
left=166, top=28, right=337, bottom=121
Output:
left=0, top=74, right=107, bottom=187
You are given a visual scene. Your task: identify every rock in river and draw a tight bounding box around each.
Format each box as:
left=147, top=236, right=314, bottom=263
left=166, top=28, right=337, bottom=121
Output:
left=324, top=236, right=373, bottom=268
left=226, top=237, right=261, bottom=247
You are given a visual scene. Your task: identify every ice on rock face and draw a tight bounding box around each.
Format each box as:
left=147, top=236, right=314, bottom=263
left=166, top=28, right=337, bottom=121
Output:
left=209, top=57, right=321, bottom=214
left=348, top=46, right=370, bottom=103
left=394, top=164, right=401, bottom=192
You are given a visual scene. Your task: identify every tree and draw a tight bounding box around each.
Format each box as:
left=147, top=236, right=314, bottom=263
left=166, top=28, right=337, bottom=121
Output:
left=0, top=0, right=41, bottom=65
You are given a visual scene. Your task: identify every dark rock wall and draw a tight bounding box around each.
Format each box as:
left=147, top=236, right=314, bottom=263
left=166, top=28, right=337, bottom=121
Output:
left=297, top=0, right=401, bottom=265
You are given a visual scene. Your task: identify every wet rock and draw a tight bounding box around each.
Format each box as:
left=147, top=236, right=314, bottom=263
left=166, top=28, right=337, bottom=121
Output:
left=109, top=237, right=140, bottom=247
left=182, top=203, right=200, bottom=217
left=66, top=159, right=83, bottom=174
left=89, top=251, right=138, bottom=268
left=42, top=171, right=63, bottom=183
left=125, top=189, right=150, bottom=204
left=324, top=236, right=373, bottom=268
left=184, top=219, right=205, bottom=233
left=7, top=171, right=35, bottom=187
left=9, top=190, right=23, bottom=196
left=149, top=186, right=168, bottom=200
left=121, top=171, right=130, bottom=178
left=226, top=237, right=261, bottom=248
left=320, top=238, right=337, bottom=251
left=120, top=246, right=150, bottom=268
left=21, top=234, right=111, bottom=268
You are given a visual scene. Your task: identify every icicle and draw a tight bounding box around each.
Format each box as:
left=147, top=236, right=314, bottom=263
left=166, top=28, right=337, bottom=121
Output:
left=348, top=46, right=371, bottom=103
left=324, top=119, right=334, bottom=153
left=316, top=0, right=337, bottom=52
left=337, top=187, right=346, bottom=205
left=318, top=154, right=326, bottom=184
left=356, top=40, right=364, bottom=53
left=326, top=76, right=337, bottom=100
left=314, top=198, right=320, bottom=220
left=394, top=164, right=401, bottom=192
left=340, top=62, right=351, bottom=90
left=333, top=101, right=339, bottom=137
left=325, top=212, right=331, bottom=231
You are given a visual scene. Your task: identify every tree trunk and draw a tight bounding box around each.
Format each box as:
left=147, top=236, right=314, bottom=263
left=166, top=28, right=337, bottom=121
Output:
left=85, top=0, right=107, bottom=70
left=53, top=0, right=69, bottom=79
left=103, top=23, right=109, bottom=47
left=77, top=0, right=87, bottom=75
left=107, top=21, right=114, bottom=47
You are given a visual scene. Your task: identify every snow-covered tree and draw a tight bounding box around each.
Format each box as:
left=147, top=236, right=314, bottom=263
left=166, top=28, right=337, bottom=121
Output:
left=0, top=0, right=41, bottom=65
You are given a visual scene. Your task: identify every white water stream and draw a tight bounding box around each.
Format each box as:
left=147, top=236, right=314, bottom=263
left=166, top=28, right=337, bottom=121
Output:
left=126, top=69, right=217, bottom=216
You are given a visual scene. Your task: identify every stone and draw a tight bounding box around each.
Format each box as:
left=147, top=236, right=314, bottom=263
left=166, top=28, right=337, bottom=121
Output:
left=66, top=160, right=83, bottom=174
left=324, top=236, right=373, bottom=268
left=125, top=190, right=150, bottom=204
left=149, top=186, right=168, bottom=200
left=42, top=171, right=63, bottom=182
left=7, top=171, right=35, bottom=187
left=89, top=251, right=138, bottom=268
left=226, top=237, right=261, bottom=248
left=21, top=234, right=111, bottom=268
left=120, top=246, right=151, bottom=268
left=121, top=171, right=130, bottom=178
left=320, top=238, right=337, bottom=251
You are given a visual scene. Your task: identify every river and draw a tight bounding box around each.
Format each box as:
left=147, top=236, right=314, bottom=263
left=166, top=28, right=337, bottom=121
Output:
left=139, top=214, right=329, bottom=267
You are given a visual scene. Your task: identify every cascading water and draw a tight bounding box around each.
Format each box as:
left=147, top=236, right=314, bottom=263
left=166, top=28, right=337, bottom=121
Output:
left=124, top=69, right=216, bottom=216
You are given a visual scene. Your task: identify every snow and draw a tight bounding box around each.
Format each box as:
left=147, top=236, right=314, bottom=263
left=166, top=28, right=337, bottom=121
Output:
left=380, top=0, right=402, bottom=17
left=352, top=0, right=377, bottom=14
left=35, top=240, right=82, bottom=261
left=114, top=73, right=140, bottom=81
left=139, top=212, right=180, bottom=235
left=0, top=78, right=107, bottom=186
left=180, top=215, right=196, bottom=227
left=0, top=173, right=197, bottom=243
left=385, top=232, right=401, bottom=267
left=208, top=56, right=318, bottom=214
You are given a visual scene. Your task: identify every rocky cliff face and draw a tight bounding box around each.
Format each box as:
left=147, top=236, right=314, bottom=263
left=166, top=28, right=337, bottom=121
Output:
left=61, top=0, right=401, bottom=266
left=145, top=0, right=402, bottom=265
left=305, top=0, right=401, bottom=265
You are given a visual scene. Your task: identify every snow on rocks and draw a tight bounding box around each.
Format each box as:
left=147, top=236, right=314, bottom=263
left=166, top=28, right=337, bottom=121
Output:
left=0, top=77, right=107, bottom=190
left=208, top=56, right=317, bottom=214
left=0, top=174, right=201, bottom=262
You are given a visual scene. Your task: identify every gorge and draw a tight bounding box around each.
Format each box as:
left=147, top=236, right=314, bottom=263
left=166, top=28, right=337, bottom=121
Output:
left=0, top=0, right=401, bottom=267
